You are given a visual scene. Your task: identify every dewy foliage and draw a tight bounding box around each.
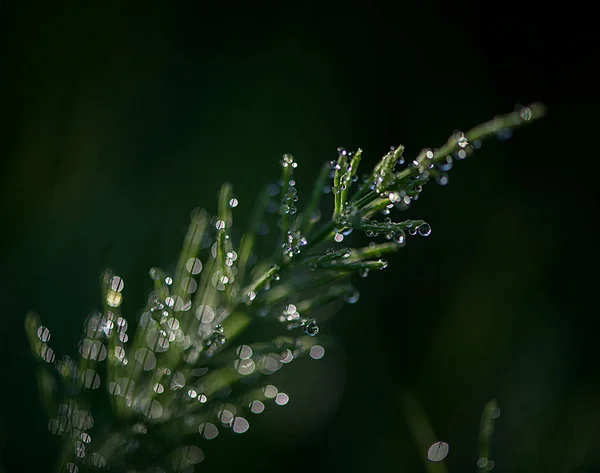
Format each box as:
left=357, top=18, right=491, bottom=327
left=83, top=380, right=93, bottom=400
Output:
left=25, top=104, right=545, bottom=473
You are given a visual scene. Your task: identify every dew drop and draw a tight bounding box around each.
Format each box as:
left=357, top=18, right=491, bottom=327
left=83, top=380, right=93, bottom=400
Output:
left=37, top=326, right=51, bottom=342
left=393, top=230, right=406, bottom=245
left=454, top=131, right=468, bottom=148
left=519, top=106, right=532, bottom=121
left=418, top=223, right=432, bottom=237
left=309, top=345, right=325, bottom=360
left=435, top=173, right=449, bottom=186
left=232, top=417, right=250, bottom=434
left=345, top=290, right=360, bottom=304
left=303, top=319, right=319, bottom=336
left=250, top=400, right=265, bottom=414
left=66, top=462, right=78, bottom=473
left=40, top=344, right=55, bottom=363
left=110, top=276, right=124, bottom=292
left=428, top=441, right=449, bottom=462
left=275, top=392, right=289, bottom=406
left=199, top=422, right=219, bottom=439
left=437, top=156, right=453, bottom=171
left=186, top=257, right=203, bottom=275
left=388, top=191, right=401, bottom=203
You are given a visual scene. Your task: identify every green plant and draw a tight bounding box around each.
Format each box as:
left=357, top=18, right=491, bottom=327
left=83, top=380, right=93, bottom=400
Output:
left=25, top=103, right=545, bottom=473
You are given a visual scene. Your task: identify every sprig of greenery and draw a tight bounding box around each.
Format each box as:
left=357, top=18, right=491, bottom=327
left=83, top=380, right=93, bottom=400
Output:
left=25, top=103, right=545, bottom=473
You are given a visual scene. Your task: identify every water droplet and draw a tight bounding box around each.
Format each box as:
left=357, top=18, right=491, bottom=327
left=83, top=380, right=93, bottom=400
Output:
left=435, top=173, right=449, bottom=186
left=264, top=384, right=278, bottom=398
left=91, top=453, right=106, bottom=468
left=436, top=156, right=453, bottom=171
left=280, top=153, right=297, bottom=168
left=82, top=369, right=101, bottom=389
left=309, top=345, right=325, bottom=359
left=275, top=392, right=289, bottom=406
left=428, top=441, right=449, bottom=462
left=454, top=131, right=468, bottom=148
left=519, top=106, right=532, bottom=121
left=110, top=276, right=124, bottom=292
left=40, top=344, right=55, bottom=363
left=66, top=462, right=78, bottom=473
left=250, top=400, right=265, bottom=414
left=186, top=257, right=203, bottom=274
left=303, top=319, right=319, bottom=336
left=393, top=230, right=406, bottom=245
left=232, top=417, right=250, bottom=434
left=106, top=290, right=123, bottom=307
left=37, top=326, right=51, bottom=342
left=418, top=223, right=432, bottom=236
left=359, top=268, right=370, bottom=278
left=236, top=344, right=253, bottom=359
left=345, top=290, right=360, bottom=304
left=199, top=422, right=219, bottom=439
left=228, top=198, right=239, bottom=208
left=282, top=230, right=308, bottom=258
left=388, top=191, right=401, bottom=203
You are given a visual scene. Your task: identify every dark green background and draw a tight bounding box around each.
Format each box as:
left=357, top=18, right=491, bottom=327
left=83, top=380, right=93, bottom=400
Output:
left=0, top=2, right=596, bottom=472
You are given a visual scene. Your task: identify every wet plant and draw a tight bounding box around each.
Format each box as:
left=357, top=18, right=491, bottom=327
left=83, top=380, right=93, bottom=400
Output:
left=25, top=103, right=545, bottom=473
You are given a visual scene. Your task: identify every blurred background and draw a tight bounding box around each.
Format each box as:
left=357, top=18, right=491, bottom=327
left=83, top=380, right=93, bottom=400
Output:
left=0, top=1, right=596, bottom=472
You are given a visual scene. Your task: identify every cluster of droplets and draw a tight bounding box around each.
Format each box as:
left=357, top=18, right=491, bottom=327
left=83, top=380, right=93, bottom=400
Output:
left=335, top=203, right=358, bottom=232
left=330, top=147, right=360, bottom=195
left=278, top=304, right=319, bottom=336
left=410, top=222, right=431, bottom=236
left=104, top=271, right=125, bottom=308
left=339, top=148, right=360, bottom=189
left=368, top=146, right=405, bottom=195
left=281, top=183, right=298, bottom=216
left=409, top=149, right=435, bottom=184
left=359, top=217, right=431, bottom=241
left=281, top=230, right=308, bottom=258
left=27, top=316, right=117, bottom=471
left=205, top=325, right=227, bottom=353
left=305, top=247, right=352, bottom=271
left=47, top=401, right=99, bottom=466
left=25, top=103, right=543, bottom=473
left=279, top=153, right=297, bottom=169
left=279, top=154, right=299, bottom=217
